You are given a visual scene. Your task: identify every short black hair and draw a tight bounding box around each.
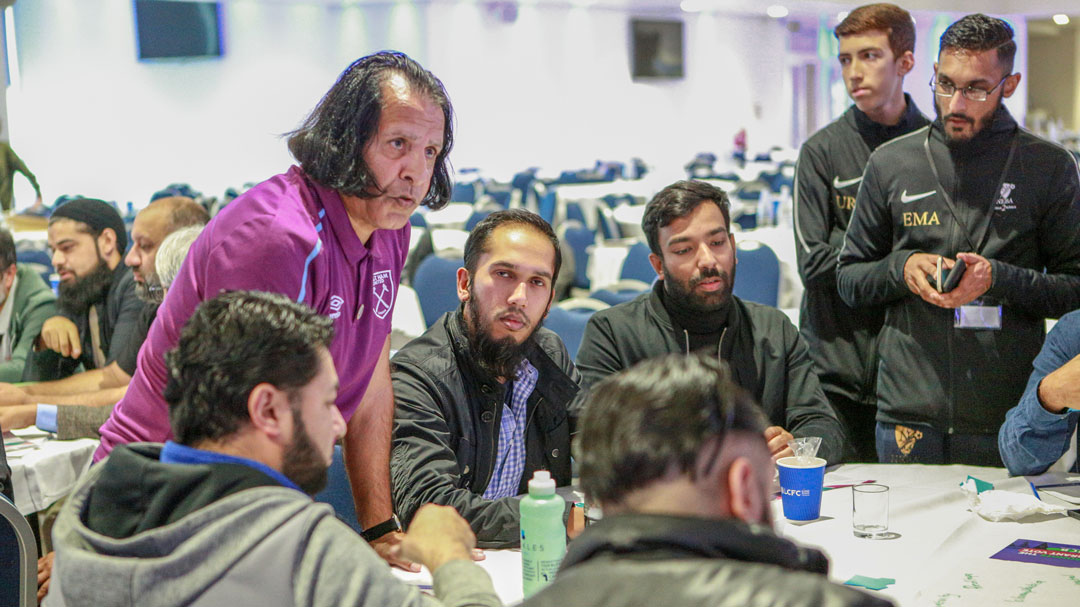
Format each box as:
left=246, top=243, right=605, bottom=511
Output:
left=939, top=14, right=1016, bottom=75
left=462, top=209, right=561, bottom=285
left=287, top=51, right=454, bottom=211
left=642, top=180, right=732, bottom=257
left=0, top=228, right=15, bottom=271
left=165, top=290, right=335, bottom=446
left=577, top=353, right=767, bottom=506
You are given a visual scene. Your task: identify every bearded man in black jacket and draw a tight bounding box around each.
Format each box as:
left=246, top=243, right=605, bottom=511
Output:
left=391, top=209, right=580, bottom=548
left=838, top=14, right=1080, bottom=465
left=524, top=354, right=890, bottom=607
left=577, top=180, right=845, bottom=464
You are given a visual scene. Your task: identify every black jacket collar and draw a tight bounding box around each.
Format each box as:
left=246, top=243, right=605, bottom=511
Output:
left=562, top=513, right=829, bottom=575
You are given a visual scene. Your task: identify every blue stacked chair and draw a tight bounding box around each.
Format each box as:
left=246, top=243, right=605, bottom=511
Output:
left=1, top=493, right=38, bottom=607
left=15, top=243, right=54, bottom=285
left=732, top=240, right=780, bottom=307
left=413, top=254, right=464, bottom=327
left=409, top=212, right=428, bottom=229
left=545, top=298, right=608, bottom=360
left=558, top=221, right=594, bottom=290
left=619, top=241, right=655, bottom=283
left=451, top=181, right=479, bottom=204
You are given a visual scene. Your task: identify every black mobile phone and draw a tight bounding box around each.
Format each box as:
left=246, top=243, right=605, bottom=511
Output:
left=940, top=258, right=967, bottom=293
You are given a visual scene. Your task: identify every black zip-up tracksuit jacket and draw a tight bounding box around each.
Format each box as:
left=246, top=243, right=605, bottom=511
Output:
left=390, top=308, right=580, bottom=548
left=575, top=282, right=845, bottom=464
left=837, top=106, right=1080, bottom=436
left=794, top=97, right=929, bottom=407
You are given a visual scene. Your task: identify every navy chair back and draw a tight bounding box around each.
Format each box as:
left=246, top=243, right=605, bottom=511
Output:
left=409, top=212, right=428, bottom=229
left=732, top=240, right=780, bottom=307
left=558, top=221, right=595, bottom=290
left=619, top=241, right=655, bottom=283
left=312, top=445, right=362, bottom=534
left=414, top=254, right=464, bottom=327
left=0, top=494, right=37, bottom=607
left=15, top=244, right=54, bottom=285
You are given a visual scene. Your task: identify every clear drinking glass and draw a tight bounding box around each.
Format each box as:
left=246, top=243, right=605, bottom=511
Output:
left=852, top=484, right=889, bottom=539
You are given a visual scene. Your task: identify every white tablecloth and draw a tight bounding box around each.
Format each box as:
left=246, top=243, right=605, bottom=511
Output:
left=5, top=427, right=97, bottom=515
left=775, top=464, right=1080, bottom=606
left=393, top=464, right=1080, bottom=606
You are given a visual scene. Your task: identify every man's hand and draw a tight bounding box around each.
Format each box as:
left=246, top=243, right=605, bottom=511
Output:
left=38, top=316, right=82, bottom=359
left=764, top=426, right=795, bottom=460
left=370, top=531, right=420, bottom=572
left=397, top=504, right=477, bottom=574
left=904, top=252, right=992, bottom=309
left=0, top=383, right=31, bottom=407
left=0, top=404, right=37, bottom=430
left=37, top=551, right=54, bottom=602
left=1037, top=353, right=1080, bottom=414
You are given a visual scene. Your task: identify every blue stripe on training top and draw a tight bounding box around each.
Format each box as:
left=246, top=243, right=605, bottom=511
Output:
left=297, top=209, right=327, bottom=302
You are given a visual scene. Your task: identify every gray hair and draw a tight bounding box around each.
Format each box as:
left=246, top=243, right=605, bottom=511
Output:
left=156, top=225, right=203, bottom=290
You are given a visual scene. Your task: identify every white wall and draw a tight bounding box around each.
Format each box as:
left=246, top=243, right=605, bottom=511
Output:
left=5, top=0, right=790, bottom=208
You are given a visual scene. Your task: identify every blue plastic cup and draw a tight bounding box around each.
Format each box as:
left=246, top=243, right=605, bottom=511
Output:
left=776, top=456, right=827, bottom=521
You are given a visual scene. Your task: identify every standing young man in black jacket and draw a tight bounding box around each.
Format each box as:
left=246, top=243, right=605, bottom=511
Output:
left=794, top=3, right=929, bottom=462
left=838, top=14, right=1080, bottom=465
left=577, top=180, right=845, bottom=464
left=391, top=210, right=580, bottom=547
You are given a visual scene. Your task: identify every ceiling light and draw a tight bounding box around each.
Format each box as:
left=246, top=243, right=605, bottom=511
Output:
left=766, top=5, right=789, bottom=19
left=1053, top=14, right=1070, bottom=25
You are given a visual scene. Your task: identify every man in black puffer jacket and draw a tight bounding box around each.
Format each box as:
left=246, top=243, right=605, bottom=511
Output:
left=391, top=210, right=580, bottom=548
left=524, top=354, right=890, bottom=607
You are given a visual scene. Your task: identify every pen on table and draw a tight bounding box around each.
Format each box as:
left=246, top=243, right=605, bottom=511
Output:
left=1032, top=482, right=1080, bottom=490
left=1029, top=482, right=1041, bottom=499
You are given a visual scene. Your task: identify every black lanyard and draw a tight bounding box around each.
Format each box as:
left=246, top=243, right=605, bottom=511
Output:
left=923, top=129, right=1017, bottom=253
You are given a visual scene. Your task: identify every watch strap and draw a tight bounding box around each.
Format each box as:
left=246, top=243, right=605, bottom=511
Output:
left=360, top=514, right=402, bottom=542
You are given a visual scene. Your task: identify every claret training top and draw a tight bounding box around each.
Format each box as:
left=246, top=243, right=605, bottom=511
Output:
left=96, top=166, right=409, bottom=458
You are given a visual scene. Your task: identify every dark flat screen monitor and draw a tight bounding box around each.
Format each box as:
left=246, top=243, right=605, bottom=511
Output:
left=631, top=19, right=684, bottom=80
left=134, top=1, right=223, bottom=60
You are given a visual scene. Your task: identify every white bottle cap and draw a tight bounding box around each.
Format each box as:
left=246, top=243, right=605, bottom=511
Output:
left=528, top=470, right=556, bottom=494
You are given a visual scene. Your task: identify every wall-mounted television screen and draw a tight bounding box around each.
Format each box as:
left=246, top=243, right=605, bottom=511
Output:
left=134, top=1, right=223, bottom=60
left=631, top=19, right=684, bottom=80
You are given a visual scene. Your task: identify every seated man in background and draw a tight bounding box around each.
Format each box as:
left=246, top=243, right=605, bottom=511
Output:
left=0, top=222, right=206, bottom=439
left=19, top=198, right=144, bottom=383
left=523, top=354, right=889, bottom=607
left=999, top=309, right=1080, bottom=475
left=391, top=209, right=580, bottom=547
left=576, top=180, right=845, bottom=463
left=0, top=197, right=207, bottom=432
left=0, top=227, right=57, bottom=381
left=47, top=290, right=499, bottom=607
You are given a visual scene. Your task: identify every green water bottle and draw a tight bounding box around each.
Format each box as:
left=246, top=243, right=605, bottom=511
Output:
left=520, top=470, right=566, bottom=597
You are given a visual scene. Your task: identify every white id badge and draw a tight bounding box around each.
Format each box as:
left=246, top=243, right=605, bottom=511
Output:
left=954, top=303, right=1002, bottom=330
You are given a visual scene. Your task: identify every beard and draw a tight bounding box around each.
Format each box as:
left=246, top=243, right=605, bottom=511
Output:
left=663, top=263, right=735, bottom=315
left=136, top=270, right=165, bottom=304
left=935, top=97, right=1000, bottom=151
left=281, top=406, right=330, bottom=496
left=57, top=257, right=115, bottom=316
left=464, top=285, right=541, bottom=380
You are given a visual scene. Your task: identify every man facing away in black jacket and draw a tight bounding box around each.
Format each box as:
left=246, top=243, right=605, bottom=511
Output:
left=523, top=354, right=891, bottom=607
left=391, top=209, right=580, bottom=548
left=576, top=180, right=845, bottom=464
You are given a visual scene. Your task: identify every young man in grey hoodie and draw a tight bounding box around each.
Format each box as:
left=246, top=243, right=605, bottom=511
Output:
left=46, top=290, right=500, bottom=607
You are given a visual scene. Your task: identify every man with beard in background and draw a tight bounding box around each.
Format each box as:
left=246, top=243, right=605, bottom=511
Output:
left=0, top=197, right=207, bottom=431
left=390, top=209, right=580, bottom=547
left=838, top=14, right=1080, bottom=465
left=22, top=198, right=146, bottom=382
left=576, top=180, right=844, bottom=465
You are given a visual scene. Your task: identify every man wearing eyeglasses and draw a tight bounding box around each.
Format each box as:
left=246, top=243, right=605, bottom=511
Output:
left=837, top=14, right=1080, bottom=465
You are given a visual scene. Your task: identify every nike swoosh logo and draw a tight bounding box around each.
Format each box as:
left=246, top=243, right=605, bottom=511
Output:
left=900, top=190, right=936, bottom=204
left=832, top=176, right=863, bottom=189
